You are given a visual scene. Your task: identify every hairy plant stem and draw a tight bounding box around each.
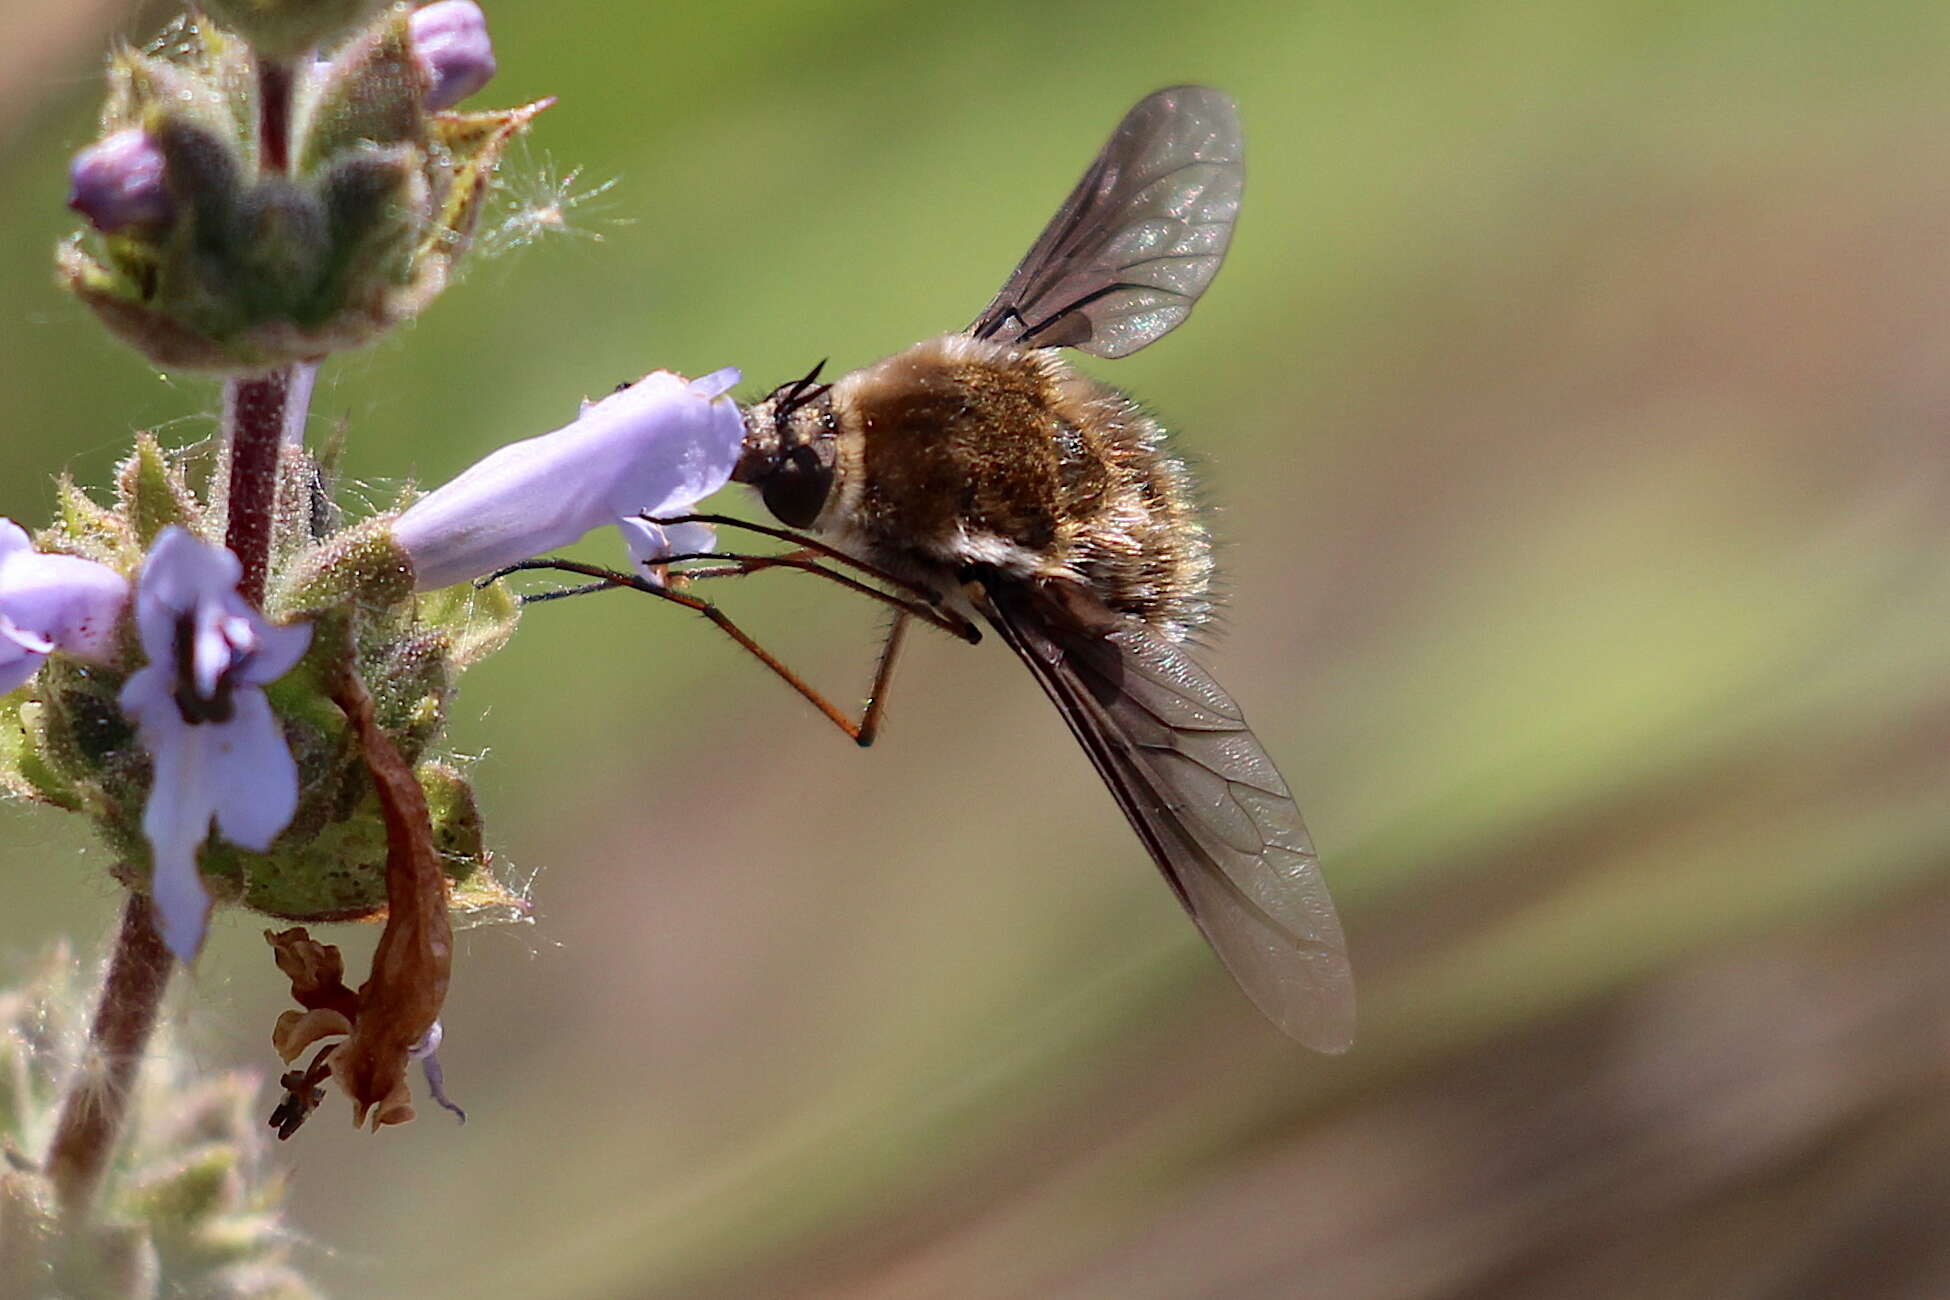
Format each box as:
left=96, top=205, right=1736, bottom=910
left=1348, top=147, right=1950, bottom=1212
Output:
left=43, top=892, right=175, bottom=1218
left=221, top=55, right=306, bottom=604
left=256, top=54, right=292, bottom=175
left=223, top=368, right=295, bottom=605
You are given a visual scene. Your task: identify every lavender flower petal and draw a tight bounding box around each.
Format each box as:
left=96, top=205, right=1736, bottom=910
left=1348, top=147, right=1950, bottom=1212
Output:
left=618, top=517, right=717, bottom=586
left=120, top=528, right=312, bottom=961
left=408, top=1019, right=466, bottom=1122
left=0, top=521, right=28, bottom=564
left=689, top=366, right=742, bottom=400
left=206, top=690, right=302, bottom=851
left=130, top=696, right=222, bottom=960
left=0, top=618, right=55, bottom=696
left=0, top=517, right=130, bottom=693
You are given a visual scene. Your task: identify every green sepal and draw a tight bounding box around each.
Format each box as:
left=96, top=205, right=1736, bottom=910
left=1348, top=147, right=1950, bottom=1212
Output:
left=197, top=23, right=262, bottom=157
left=314, top=144, right=429, bottom=309
left=422, top=759, right=531, bottom=923
left=426, top=98, right=554, bottom=257
left=231, top=177, right=330, bottom=319
left=47, top=475, right=137, bottom=568
left=123, top=1143, right=238, bottom=1228
left=197, top=0, right=396, bottom=61
left=112, top=46, right=235, bottom=145
left=115, top=434, right=204, bottom=548
left=415, top=576, right=520, bottom=668
left=0, top=696, right=84, bottom=812
left=359, top=622, right=453, bottom=762
left=25, top=657, right=138, bottom=824
left=208, top=759, right=499, bottom=922
left=271, top=516, right=415, bottom=618
left=142, top=111, right=254, bottom=338
left=294, top=7, right=427, bottom=176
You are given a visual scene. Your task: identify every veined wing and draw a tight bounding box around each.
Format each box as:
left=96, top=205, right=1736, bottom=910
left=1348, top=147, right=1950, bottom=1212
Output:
left=977, top=574, right=1355, bottom=1051
left=967, top=86, right=1244, bottom=359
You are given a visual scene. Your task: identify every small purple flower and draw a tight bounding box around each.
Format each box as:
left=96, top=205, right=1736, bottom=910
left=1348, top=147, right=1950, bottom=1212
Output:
left=412, top=0, right=497, bottom=110
left=67, top=128, right=173, bottom=232
left=119, top=528, right=313, bottom=961
left=394, top=367, right=745, bottom=590
left=0, top=519, right=130, bottom=694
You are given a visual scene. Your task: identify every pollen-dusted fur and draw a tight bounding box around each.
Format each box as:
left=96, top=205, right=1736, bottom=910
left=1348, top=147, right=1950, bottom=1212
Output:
left=802, top=333, right=1213, bottom=641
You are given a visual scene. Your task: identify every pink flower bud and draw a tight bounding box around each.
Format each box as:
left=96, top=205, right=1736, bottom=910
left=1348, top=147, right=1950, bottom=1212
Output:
left=67, top=128, right=173, bottom=232
left=412, top=1, right=497, bottom=110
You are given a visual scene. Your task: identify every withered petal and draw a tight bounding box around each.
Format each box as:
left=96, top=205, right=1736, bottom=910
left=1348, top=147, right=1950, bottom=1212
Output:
left=338, top=1065, right=415, bottom=1131
left=271, top=1007, right=354, bottom=1064
left=327, top=674, right=453, bottom=1132
left=264, top=927, right=362, bottom=1019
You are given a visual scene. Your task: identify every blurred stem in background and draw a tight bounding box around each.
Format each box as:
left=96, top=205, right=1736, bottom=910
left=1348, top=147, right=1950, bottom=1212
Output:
left=41, top=892, right=172, bottom=1221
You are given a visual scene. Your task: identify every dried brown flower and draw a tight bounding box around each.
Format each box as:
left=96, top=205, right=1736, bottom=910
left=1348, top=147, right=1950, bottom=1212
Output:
left=264, top=674, right=455, bottom=1136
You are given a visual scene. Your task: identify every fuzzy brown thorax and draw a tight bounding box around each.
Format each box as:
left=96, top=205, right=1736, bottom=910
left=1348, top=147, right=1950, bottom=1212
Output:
left=740, top=334, right=1212, bottom=640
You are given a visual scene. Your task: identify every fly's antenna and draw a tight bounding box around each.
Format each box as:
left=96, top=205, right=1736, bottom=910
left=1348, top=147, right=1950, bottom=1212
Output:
left=771, top=358, right=832, bottom=420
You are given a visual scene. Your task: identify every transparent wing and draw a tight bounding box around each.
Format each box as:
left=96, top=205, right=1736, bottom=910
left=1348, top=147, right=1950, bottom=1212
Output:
left=966, top=86, right=1243, bottom=358
left=980, top=576, right=1355, bottom=1051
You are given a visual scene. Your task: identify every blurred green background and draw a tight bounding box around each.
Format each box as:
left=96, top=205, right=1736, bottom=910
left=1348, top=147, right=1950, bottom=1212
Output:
left=9, top=1, right=1950, bottom=1295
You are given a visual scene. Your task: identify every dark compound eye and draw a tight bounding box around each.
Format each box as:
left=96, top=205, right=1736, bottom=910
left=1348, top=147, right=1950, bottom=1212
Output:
left=760, top=440, right=833, bottom=529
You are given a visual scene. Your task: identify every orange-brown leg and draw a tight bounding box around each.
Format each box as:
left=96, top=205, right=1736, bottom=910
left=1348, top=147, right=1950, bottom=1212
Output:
left=484, top=558, right=934, bottom=745
left=649, top=512, right=947, bottom=607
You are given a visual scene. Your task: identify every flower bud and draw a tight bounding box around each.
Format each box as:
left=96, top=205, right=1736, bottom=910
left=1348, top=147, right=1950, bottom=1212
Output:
left=59, top=11, right=549, bottom=371
left=394, top=368, right=745, bottom=589
left=66, top=128, right=172, bottom=232
left=412, top=1, right=496, bottom=110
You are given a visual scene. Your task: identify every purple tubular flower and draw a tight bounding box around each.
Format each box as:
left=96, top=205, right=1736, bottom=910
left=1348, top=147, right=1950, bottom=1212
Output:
left=67, top=128, right=173, bottom=232
left=119, top=528, right=313, bottom=961
left=411, top=0, right=497, bottom=110
left=0, top=518, right=130, bottom=694
left=394, top=368, right=745, bottom=590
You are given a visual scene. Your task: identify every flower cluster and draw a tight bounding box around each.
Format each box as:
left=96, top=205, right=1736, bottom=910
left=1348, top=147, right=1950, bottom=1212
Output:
left=58, top=1, right=544, bottom=371
left=0, top=365, right=744, bottom=1119
left=10, top=0, right=751, bottom=1144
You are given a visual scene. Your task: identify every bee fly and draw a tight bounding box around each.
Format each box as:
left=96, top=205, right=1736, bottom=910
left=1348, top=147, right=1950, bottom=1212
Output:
left=523, top=87, right=1354, bottom=1049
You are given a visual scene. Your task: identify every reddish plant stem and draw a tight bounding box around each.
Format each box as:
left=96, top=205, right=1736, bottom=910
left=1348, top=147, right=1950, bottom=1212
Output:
left=223, top=369, right=293, bottom=605
left=223, top=52, right=307, bottom=603
left=256, top=55, right=292, bottom=174
left=44, top=892, right=175, bottom=1218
